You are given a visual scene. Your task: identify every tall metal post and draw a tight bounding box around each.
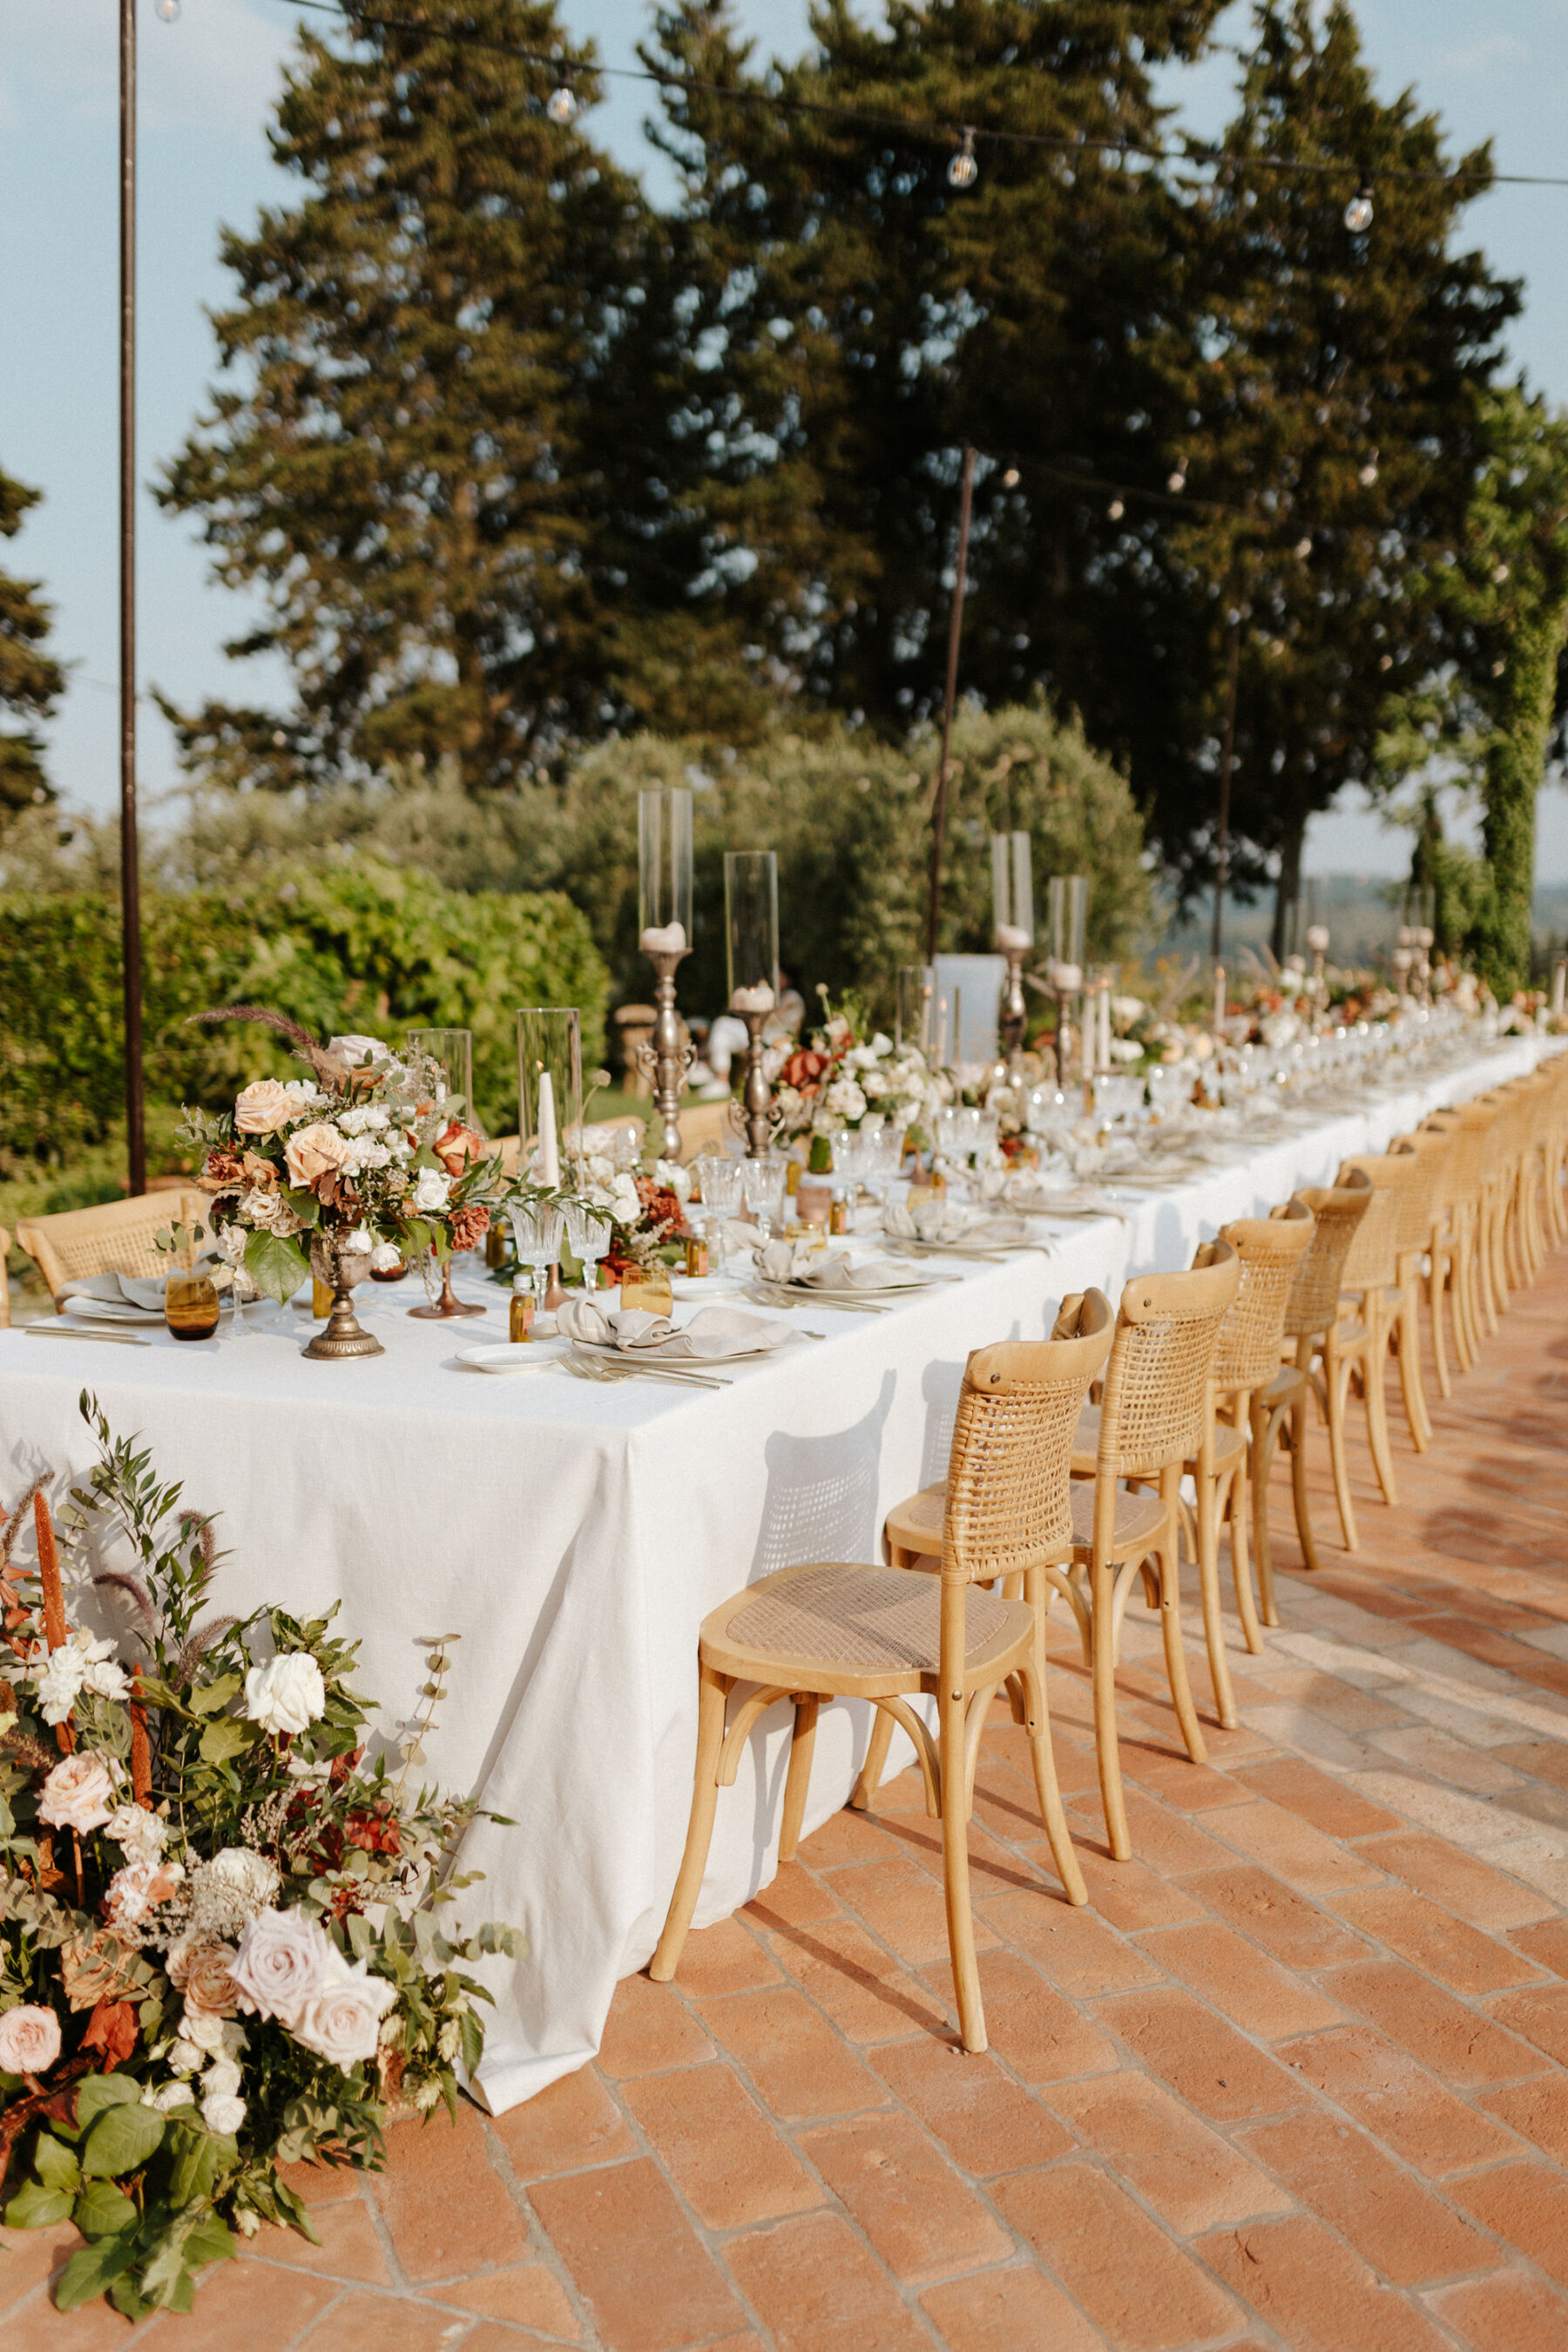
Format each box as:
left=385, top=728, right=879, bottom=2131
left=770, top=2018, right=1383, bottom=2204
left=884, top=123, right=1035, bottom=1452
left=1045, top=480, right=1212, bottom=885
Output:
left=120, top=0, right=146, bottom=1196
left=1210, top=612, right=1240, bottom=969
left=924, top=444, right=977, bottom=963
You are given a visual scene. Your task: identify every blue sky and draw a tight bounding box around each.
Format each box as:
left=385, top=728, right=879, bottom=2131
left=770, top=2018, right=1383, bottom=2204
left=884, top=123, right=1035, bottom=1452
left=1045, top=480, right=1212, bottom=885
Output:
left=3, top=0, right=1567, bottom=874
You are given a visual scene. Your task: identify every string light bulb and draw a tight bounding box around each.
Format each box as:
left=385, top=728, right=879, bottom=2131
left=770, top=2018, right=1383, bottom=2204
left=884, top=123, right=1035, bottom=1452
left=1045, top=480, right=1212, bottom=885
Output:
left=1107, top=498, right=1125, bottom=522
left=947, top=128, right=978, bottom=190
left=1294, top=536, right=1313, bottom=560
left=1001, top=468, right=1019, bottom=488
left=1166, top=463, right=1186, bottom=493
left=155, top=0, right=180, bottom=19
left=1343, top=180, right=1374, bottom=233
left=546, top=84, right=578, bottom=125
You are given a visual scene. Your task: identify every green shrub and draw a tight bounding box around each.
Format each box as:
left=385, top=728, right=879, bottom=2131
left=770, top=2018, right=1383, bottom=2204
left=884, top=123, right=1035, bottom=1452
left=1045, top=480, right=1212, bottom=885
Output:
left=0, top=860, right=605, bottom=1171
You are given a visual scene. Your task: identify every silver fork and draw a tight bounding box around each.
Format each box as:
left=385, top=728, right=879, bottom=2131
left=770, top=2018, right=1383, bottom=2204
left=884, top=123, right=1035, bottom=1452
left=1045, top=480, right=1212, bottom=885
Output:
left=565, top=1348, right=730, bottom=1391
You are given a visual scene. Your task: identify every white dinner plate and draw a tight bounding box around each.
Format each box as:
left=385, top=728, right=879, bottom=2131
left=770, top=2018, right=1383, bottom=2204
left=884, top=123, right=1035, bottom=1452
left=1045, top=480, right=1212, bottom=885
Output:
left=456, top=1343, right=558, bottom=1375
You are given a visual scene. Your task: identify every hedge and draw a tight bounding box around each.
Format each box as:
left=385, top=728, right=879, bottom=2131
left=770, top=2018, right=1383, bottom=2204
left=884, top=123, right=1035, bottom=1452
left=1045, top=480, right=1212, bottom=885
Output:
left=0, top=859, right=606, bottom=1171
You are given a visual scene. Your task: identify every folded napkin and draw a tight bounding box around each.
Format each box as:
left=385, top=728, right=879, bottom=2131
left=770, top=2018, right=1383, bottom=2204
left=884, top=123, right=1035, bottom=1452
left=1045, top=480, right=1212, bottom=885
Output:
left=59, top=1258, right=233, bottom=1317
left=881, top=1203, right=1031, bottom=1249
left=758, top=1245, right=924, bottom=1292
left=557, top=1298, right=798, bottom=1360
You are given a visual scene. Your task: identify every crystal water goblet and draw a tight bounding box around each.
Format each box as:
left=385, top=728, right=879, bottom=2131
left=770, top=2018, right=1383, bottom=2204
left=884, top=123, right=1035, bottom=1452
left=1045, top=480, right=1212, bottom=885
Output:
left=564, top=1198, right=607, bottom=1293
left=740, top=1152, right=789, bottom=1245
left=510, top=1200, right=564, bottom=1314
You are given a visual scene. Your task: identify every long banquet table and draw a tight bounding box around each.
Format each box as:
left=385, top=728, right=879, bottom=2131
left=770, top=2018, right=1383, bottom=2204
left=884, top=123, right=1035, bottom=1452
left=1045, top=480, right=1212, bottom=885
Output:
left=0, top=1029, right=1558, bottom=2112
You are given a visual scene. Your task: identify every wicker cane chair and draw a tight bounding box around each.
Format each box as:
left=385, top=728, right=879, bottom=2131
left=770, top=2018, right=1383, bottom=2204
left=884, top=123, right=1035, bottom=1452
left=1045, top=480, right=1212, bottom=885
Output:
left=1201, top=1200, right=1316, bottom=1646
left=650, top=1307, right=1112, bottom=2053
left=1539, top=1053, right=1568, bottom=1250
left=1334, top=1152, right=1419, bottom=1497
left=1478, top=1085, right=1529, bottom=1319
left=1267, top=1171, right=1374, bottom=1558
left=1421, top=1099, right=1496, bottom=1376
left=16, top=1190, right=209, bottom=1306
left=880, top=1248, right=1241, bottom=1861
left=1385, top=1126, right=1451, bottom=1450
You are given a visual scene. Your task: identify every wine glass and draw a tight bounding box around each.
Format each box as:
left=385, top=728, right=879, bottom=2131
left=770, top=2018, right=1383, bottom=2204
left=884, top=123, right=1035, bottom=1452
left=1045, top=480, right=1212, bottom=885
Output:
left=694, top=1153, right=744, bottom=1270
left=740, top=1152, right=789, bottom=1245
left=872, top=1125, right=908, bottom=1217
left=509, top=1200, right=564, bottom=1314
left=564, top=1198, right=607, bottom=1293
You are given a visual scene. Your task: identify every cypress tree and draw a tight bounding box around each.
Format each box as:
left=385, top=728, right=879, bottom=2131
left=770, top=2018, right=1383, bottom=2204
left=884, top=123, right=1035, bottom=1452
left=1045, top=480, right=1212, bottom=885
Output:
left=0, top=468, right=64, bottom=820
left=159, top=1, right=658, bottom=789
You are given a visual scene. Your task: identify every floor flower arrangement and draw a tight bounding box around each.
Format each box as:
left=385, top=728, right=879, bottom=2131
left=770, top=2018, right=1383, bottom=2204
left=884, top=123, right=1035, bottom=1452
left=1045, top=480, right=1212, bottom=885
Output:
left=0, top=1396, right=522, bottom=2321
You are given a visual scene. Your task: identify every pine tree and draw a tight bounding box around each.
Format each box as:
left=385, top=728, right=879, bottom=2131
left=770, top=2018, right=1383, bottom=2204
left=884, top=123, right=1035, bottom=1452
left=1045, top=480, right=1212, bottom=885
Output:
left=1147, top=1, right=1517, bottom=945
left=0, top=467, right=64, bottom=820
left=159, top=0, right=664, bottom=790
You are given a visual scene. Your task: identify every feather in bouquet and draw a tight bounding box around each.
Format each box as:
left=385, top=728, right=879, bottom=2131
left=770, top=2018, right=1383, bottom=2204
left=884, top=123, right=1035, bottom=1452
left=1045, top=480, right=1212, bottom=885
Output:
left=179, top=1013, right=503, bottom=1303
left=0, top=1396, right=523, bottom=2320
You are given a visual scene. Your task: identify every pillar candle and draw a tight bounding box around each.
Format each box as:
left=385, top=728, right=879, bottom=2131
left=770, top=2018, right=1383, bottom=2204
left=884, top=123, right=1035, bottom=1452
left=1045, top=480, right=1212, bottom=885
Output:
left=535, top=1070, right=561, bottom=1187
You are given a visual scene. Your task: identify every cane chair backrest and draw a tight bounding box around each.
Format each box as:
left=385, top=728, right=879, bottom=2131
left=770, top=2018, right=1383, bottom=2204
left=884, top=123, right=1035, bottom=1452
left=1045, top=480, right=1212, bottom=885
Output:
left=1335, top=1156, right=1412, bottom=1294
left=1095, top=1242, right=1240, bottom=1482
left=1480, top=1086, right=1525, bottom=1190
left=1281, top=1173, right=1371, bottom=1340
left=1435, top=1097, right=1501, bottom=1214
left=942, top=1295, right=1112, bottom=1585
left=1389, top=1126, right=1453, bottom=1257
left=1212, top=1199, right=1315, bottom=1394
left=17, top=1190, right=209, bottom=1303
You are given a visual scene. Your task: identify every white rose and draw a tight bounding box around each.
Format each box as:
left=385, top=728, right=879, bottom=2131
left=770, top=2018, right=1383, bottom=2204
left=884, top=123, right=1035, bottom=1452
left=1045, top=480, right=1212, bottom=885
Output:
left=340, top=1139, right=391, bottom=1175
left=337, top=1105, right=389, bottom=1135
left=106, top=1804, right=168, bottom=1865
left=146, top=2079, right=198, bottom=2113
left=30, top=1647, right=86, bottom=1727
left=328, top=1033, right=394, bottom=1070
left=823, top=1078, right=867, bottom=1121
left=282, top=1078, right=328, bottom=1109
left=0, top=2004, right=62, bottom=2075
left=202, top=2054, right=243, bottom=2100
left=368, top=1242, right=402, bottom=1273
left=37, top=1749, right=117, bottom=1833
left=219, top=1224, right=248, bottom=1267
left=609, top=1174, right=642, bottom=1226
left=410, top=1166, right=451, bottom=1213
left=201, top=2092, right=247, bottom=2135
left=287, top=1949, right=398, bottom=2075
left=652, top=1159, right=692, bottom=1202
left=203, top=1847, right=281, bottom=1921
left=166, top=2038, right=204, bottom=2076
left=71, top=1629, right=130, bottom=1702
left=241, top=1186, right=302, bottom=1236
left=230, top=1907, right=332, bottom=2028
left=244, top=1652, right=327, bottom=1737
left=181, top=2005, right=226, bottom=2053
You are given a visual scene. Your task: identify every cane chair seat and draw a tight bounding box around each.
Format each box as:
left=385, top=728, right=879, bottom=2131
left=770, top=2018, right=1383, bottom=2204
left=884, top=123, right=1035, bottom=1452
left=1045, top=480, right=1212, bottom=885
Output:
left=17, top=1190, right=208, bottom=1304
left=1069, top=1479, right=1166, bottom=1554
left=884, top=1484, right=946, bottom=1566
left=709, top=1562, right=1028, bottom=1693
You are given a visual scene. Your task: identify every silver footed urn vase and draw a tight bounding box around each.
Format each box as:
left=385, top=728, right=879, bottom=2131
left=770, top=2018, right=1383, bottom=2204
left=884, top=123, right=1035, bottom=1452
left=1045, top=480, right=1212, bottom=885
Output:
left=303, top=1234, right=384, bottom=1361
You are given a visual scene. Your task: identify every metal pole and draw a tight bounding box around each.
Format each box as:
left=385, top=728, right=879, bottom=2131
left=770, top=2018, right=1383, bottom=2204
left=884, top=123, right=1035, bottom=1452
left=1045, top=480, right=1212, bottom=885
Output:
left=120, top=0, right=146, bottom=1197
left=924, top=443, right=977, bottom=964
left=1210, top=612, right=1240, bottom=969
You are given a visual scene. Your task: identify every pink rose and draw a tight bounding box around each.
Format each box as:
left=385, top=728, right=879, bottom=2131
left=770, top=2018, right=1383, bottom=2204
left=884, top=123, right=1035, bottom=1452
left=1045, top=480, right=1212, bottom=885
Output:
left=284, top=1121, right=354, bottom=1190
left=0, top=2004, right=61, bottom=2077
left=230, top=1907, right=331, bottom=2029
left=234, top=1078, right=296, bottom=1135
left=37, top=1751, right=117, bottom=1835
left=288, top=1949, right=398, bottom=2074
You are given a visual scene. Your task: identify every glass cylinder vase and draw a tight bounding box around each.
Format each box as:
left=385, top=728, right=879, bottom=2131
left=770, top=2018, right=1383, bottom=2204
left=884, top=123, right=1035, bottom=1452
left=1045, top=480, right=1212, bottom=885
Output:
left=406, top=1028, right=477, bottom=1130
left=517, top=1008, right=583, bottom=1189
left=724, top=849, right=779, bottom=1012
left=638, top=787, right=694, bottom=954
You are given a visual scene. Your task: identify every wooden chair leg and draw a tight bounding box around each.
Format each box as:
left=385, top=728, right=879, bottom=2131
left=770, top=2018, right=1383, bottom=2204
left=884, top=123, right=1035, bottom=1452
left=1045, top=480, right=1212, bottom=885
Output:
left=1090, top=1551, right=1131, bottom=1863
left=1227, top=1427, right=1265, bottom=1656
left=1323, top=1335, right=1359, bottom=1551
left=1193, top=1453, right=1239, bottom=1729
left=1428, top=1249, right=1452, bottom=1399
left=1020, top=1571, right=1087, bottom=1907
left=650, top=1662, right=732, bottom=1982
left=1395, top=1287, right=1430, bottom=1451
left=1250, top=1402, right=1282, bottom=1620
left=851, top=1705, right=898, bottom=1813
left=939, top=1685, right=985, bottom=2051
left=1362, top=1297, right=1399, bottom=1507
left=1155, top=1525, right=1207, bottom=1767
left=778, top=1695, right=819, bottom=1863
left=1288, top=1387, right=1323, bottom=1575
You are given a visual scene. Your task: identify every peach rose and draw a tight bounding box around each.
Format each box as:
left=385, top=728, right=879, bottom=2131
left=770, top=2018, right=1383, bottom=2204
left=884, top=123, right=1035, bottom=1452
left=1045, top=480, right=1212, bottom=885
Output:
left=434, top=1120, right=484, bottom=1179
left=179, top=1940, right=241, bottom=2021
left=234, top=1078, right=296, bottom=1135
left=37, top=1751, right=117, bottom=1835
left=0, top=2004, right=61, bottom=2077
left=284, top=1121, right=354, bottom=1191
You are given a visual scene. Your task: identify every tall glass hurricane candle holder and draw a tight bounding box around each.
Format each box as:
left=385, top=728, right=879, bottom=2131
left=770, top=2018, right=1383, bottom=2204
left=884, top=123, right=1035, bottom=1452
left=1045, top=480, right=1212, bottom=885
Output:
left=406, top=1028, right=476, bottom=1129
left=1046, top=873, right=1087, bottom=1085
left=639, top=787, right=695, bottom=1161
left=896, top=964, right=936, bottom=1057
left=517, top=1008, right=582, bottom=1311
left=991, top=832, right=1035, bottom=1070
left=724, top=848, right=780, bottom=1159
left=404, top=1026, right=485, bottom=1321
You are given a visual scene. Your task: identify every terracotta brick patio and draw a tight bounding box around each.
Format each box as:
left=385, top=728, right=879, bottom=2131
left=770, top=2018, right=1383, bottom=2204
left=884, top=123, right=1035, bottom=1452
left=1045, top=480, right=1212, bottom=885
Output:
left=9, top=1252, right=1568, bottom=2349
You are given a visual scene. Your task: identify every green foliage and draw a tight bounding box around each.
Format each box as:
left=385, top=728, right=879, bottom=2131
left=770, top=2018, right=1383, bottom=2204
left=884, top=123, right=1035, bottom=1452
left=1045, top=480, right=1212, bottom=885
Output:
left=0, top=858, right=605, bottom=1170
left=0, top=465, right=64, bottom=821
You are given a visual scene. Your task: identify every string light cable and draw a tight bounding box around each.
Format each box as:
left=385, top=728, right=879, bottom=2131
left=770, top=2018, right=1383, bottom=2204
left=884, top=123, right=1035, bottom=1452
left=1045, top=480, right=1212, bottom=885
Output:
left=258, top=0, right=1568, bottom=201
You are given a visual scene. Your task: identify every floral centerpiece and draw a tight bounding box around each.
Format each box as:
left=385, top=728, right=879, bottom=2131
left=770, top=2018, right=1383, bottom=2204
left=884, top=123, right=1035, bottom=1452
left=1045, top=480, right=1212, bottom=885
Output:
left=567, top=1130, right=692, bottom=1281
left=0, top=1397, right=521, bottom=2320
left=181, top=1012, right=500, bottom=1307
left=767, top=990, right=933, bottom=1151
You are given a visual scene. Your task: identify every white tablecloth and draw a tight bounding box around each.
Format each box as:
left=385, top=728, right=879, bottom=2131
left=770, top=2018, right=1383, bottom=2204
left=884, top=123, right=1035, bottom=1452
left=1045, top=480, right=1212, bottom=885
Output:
left=0, top=1031, right=1557, bottom=2112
